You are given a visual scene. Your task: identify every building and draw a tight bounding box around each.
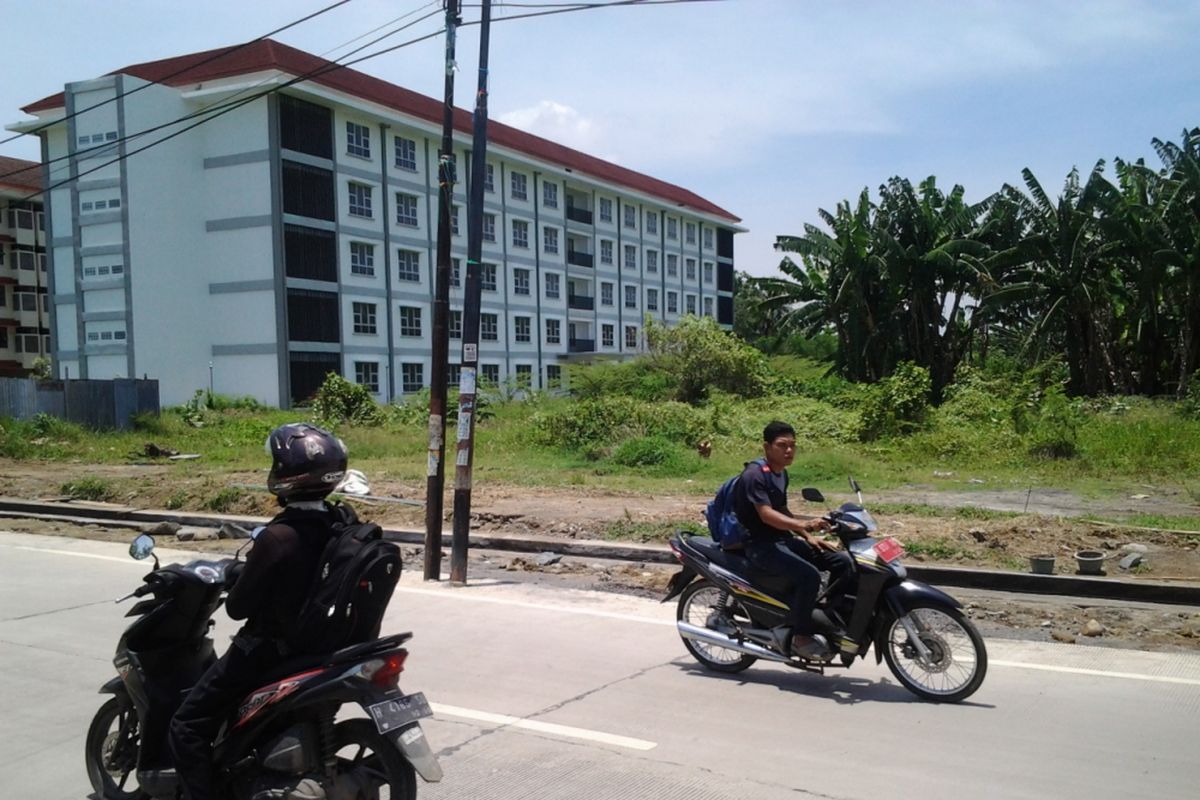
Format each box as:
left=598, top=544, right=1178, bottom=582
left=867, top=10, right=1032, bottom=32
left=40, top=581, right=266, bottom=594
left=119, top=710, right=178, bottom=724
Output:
left=9, top=40, right=742, bottom=407
left=0, top=156, right=49, bottom=376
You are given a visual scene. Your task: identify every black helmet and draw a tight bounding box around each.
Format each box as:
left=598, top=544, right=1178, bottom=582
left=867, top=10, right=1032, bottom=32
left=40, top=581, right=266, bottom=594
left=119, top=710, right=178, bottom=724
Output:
left=265, top=423, right=348, bottom=502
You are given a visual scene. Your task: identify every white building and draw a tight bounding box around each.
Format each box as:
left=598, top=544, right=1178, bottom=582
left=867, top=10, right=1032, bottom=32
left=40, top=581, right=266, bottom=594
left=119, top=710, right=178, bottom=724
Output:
left=0, top=156, right=49, bottom=375
left=8, top=40, right=742, bottom=407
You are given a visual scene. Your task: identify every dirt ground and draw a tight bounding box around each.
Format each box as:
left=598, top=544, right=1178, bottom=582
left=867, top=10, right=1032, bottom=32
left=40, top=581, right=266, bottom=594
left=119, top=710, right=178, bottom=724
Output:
left=2, top=459, right=1198, bottom=652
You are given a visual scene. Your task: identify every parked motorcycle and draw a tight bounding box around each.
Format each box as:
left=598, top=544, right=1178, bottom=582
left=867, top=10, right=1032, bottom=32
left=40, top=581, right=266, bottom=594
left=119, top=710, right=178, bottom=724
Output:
left=663, top=480, right=987, bottom=703
left=85, top=533, right=442, bottom=800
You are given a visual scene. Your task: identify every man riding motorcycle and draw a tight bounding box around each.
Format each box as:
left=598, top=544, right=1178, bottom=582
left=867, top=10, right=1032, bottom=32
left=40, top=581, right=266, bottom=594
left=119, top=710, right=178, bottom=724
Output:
left=732, top=421, right=851, bottom=659
left=168, top=423, right=348, bottom=800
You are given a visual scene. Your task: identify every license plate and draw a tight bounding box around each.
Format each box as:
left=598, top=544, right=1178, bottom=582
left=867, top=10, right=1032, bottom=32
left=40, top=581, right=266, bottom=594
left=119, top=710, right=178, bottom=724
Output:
left=874, top=537, right=905, bottom=563
left=368, top=692, right=432, bottom=734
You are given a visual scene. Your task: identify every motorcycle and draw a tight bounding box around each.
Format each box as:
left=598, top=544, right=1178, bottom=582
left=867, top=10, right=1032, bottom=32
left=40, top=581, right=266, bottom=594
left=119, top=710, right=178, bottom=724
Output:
left=663, top=480, right=987, bottom=703
left=85, top=533, right=442, bottom=800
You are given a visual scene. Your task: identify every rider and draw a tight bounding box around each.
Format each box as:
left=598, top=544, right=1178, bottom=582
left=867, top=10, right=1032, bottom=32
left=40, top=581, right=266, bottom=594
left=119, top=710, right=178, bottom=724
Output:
left=168, top=423, right=348, bottom=800
left=732, top=420, right=845, bottom=659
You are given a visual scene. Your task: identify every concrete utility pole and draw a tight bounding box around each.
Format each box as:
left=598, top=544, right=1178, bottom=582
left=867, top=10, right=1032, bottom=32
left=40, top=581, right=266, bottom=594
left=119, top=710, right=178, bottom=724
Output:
left=450, top=0, right=492, bottom=585
left=424, top=0, right=461, bottom=581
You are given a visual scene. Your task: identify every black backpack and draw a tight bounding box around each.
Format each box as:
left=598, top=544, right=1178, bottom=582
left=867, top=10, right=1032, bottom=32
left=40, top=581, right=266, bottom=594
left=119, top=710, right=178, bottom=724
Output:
left=281, top=504, right=402, bottom=655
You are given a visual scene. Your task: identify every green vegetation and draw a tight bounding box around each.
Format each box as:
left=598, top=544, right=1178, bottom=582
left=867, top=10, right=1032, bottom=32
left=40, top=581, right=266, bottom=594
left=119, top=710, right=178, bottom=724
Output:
left=60, top=478, right=116, bottom=502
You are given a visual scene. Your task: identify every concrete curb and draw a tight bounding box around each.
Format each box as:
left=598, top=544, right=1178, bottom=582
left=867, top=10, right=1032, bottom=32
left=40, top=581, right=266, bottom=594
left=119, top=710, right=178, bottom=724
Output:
left=2, top=497, right=1198, bottom=607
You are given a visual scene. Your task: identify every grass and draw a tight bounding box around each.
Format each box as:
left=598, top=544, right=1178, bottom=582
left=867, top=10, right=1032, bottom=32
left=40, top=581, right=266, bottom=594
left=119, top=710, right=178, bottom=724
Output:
left=60, top=478, right=116, bottom=502
left=872, top=503, right=1020, bottom=521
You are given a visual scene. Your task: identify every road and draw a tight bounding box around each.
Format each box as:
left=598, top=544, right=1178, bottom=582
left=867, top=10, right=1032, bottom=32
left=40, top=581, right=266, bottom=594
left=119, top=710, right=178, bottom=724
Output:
left=2, top=530, right=1198, bottom=800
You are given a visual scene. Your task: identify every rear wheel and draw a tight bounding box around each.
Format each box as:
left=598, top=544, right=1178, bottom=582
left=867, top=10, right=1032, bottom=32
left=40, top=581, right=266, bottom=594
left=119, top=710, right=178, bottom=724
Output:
left=331, top=718, right=417, bottom=799
left=677, top=579, right=757, bottom=673
left=85, top=696, right=149, bottom=800
left=882, top=602, right=987, bottom=703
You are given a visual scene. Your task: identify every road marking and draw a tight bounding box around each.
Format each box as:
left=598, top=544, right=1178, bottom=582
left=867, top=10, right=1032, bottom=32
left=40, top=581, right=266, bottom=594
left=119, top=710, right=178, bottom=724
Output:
left=3, top=544, right=142, bottom=565
left=991, top=659, right=1200, bottom=687
left=395, top=584, right=675, bottom=627
left=430, top=702, right=657, bottom=751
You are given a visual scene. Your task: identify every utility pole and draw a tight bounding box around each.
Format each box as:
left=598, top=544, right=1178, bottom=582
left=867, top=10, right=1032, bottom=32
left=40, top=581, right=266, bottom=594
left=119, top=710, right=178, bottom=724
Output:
left=424, top=0, right=461, bottom=581
left=450, top=0, right=492, bottom=584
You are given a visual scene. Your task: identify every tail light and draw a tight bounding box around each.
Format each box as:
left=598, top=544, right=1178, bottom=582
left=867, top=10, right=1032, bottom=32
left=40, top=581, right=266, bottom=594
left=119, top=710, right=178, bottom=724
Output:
left=358, top=649, right=408, bottom=689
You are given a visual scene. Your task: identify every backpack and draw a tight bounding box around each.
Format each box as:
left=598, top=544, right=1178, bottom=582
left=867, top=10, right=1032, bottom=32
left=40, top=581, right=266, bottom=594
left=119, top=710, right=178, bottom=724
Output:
left=706, top=458, right=773, bottom=550
left=281, top=504, right=402, bottom=655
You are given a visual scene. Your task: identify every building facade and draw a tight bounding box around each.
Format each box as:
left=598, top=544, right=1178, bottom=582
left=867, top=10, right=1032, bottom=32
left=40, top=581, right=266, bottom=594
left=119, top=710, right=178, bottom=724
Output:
left=0, top=156, right=50, bottom=376
left=10, top=40, right=741, bottom=407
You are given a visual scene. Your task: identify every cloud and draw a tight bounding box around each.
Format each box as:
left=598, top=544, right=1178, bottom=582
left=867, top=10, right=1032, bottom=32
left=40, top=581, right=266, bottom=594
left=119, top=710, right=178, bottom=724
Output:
left=498, top=100, right=606, bottom=153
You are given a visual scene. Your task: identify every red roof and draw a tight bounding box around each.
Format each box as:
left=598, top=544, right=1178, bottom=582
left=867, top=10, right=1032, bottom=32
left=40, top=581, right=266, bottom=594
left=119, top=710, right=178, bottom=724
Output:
left=25, top=40, right=739, bottom=222
left=0, top=155, right=42, bottom=192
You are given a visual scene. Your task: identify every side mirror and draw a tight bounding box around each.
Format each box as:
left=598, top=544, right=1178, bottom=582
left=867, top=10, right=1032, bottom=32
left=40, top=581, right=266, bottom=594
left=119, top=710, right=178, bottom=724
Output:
left=849, top=477, right=862, bottom=494
left=130, top=534, right=156, bottom=561
left=801, top=487, right=825, bottom=503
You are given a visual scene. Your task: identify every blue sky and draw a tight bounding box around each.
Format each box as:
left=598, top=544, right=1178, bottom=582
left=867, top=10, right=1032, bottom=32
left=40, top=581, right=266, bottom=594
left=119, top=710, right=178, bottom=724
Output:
left=2, top=0, right=1197, bottom=276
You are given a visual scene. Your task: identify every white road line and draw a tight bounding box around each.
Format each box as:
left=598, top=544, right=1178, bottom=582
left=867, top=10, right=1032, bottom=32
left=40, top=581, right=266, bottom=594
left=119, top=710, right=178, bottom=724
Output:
left=991, top=659, right=1200, bottom=686
left=430, top=702, right=657, bottom=751
left=395, top=585, right=675, bottom=627
left=3, top=544, right=143, bottom=565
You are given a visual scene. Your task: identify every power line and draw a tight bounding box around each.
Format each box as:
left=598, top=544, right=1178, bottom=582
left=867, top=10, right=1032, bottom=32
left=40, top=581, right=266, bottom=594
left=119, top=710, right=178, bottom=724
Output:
left=0, top=0, right=355, bottom=149
left=473, top=0, right=726, bottom=23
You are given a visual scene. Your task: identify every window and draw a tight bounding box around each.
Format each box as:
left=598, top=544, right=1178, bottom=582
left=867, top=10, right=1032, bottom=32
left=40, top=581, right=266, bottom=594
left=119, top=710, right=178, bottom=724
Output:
left=546, top=364, right=562, bottom=387
left=667, top=291, right=678, bottom=313
left=350, top=242, right=375, bottom=276
left=352, top=302, right=377, bottom=335
left=703, top=261, right=714, bottom=284
left=667, top=218, right=677, bottom=239
left=394, top=135, right=417, bottom=170
left=515, top=364, right=533, bottom=387
left=598, top=197, right=613, bottom=223
left=451, top=258, right=461, bottom=288
left=545, top=318, right=561, bottom=345
left=395, top=193, right=418, bottom=226
left=623, top=205, right=636, bottom=229
left=283, top=161, right=334, bottom=220
left=511, top=171, right=527, bottom=200
left=646, top=250, right=658, bottom=273
left=543, top=182, right=558, bottom=208
left=484, top=163, right=495, bottom=193
left=448, top=363, right=462, bottom=386
left=514, top=267, right=530, bottom=296
left=481, top=313, right=498, bottom=341
left=399, top=305, right=422, bottom=337
left=646, top=212, right=658, bottom=235
left=401, top=363, right=424, bottom=393
left=624, top=285, right=637, bottom=309
left=600, top=240, right=613, bottom=265
left=600, top=282, right=613, bottom=307
left=625, top=325, right=638, bottom=348
left=481, top=364, right=500, bottom=385
left=513, top=220, right=529, bottom=249
left=346, top=122, right=370, bottom=158
left=348, top=182, right=372, bottom=218
left=481, top=263, right=497, bottom=291
left=451, top=205, right=460, bottom=236
left=450, top=309, right=462, bottom=339
left=545, top=272, right=560, bottom=299
left=397, top=249, right=420, bottom=282
left=704, top=228, right=714, bottom=249
left=646, top=288, right=659, bottom=311
left=602, top=324, right=614, bottom=348
left=704, top=296, right=714, bottom=317
left=543, top=226, right=559, bottom=255
left=514, top=315, right=531, bottom=343
left=483, top=213, right=496, bottom=242
left=667, top=254, right=678, bottom=277
left=623, top=245, right=636, bottom=270
left=355, top=361, right=379, bottom=392
left=686, top=294, right=697, bottom=315
left=686, top=222, right=697, bottom=244
left=686, top=258, right=697, bottom=281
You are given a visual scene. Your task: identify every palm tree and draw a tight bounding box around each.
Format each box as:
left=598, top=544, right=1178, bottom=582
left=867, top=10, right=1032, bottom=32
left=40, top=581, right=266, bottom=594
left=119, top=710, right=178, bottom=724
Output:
left=1152, top=128, right=1200, bottom=393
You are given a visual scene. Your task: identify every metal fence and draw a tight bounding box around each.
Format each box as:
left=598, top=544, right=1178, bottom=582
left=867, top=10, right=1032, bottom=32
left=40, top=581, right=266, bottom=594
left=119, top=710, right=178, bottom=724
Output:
left=0, top=377, right=159, bottom=430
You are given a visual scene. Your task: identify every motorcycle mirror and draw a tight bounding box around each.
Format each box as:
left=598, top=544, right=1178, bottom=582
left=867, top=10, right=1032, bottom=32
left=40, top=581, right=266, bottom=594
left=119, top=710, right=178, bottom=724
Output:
left=130, top=534, right=156, bottom=561
left=801, top=487, right=825, bottom=503
left=848, top=476, right=861, bottom=494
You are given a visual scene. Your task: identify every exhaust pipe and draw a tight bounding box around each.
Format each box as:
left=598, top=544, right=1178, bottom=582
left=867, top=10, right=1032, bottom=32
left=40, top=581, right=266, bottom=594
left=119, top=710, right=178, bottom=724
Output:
left=677, top=622, right=789, bottom=664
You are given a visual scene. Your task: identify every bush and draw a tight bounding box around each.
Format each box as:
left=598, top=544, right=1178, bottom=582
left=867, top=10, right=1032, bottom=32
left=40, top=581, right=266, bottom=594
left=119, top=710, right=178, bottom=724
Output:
left=568, top=359, right=677, bottom=402
left=611, top=436, right=684, bottom=468
left=310, top=373, right=383, bottom=427
left=31, top=413, right=83, bottom=441
left=858, top=362, right=931, bottom=440
left=532, top=397, right=708, bottom=453
left=646, top=316, right=770, bottom=403
left=206, top=487, right=245, bottom=512
left=1182, top=372, right=1200, bottom=419
left=1017, top=384, right=1083, bottom=459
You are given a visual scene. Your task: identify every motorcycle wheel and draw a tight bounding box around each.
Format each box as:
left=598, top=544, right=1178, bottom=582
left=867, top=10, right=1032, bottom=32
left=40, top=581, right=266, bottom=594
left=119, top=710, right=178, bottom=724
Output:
left=84, top=696, right=149, bottom=800
left=677, top=579, right=757, bottom=673
left=882, top=601, right=988, bottom=703
left=332, top=718, right=418, bottom=800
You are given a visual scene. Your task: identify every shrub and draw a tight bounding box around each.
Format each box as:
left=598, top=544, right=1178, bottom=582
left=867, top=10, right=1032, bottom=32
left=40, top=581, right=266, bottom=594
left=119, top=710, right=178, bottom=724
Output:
left=1018, top=384, right=1083, bottom=459
left=31, top=413, right=83, bottom=441
left=1182, top=371, right=1200, bottom=419
left=206, top=487, right=245, bottom=513
left=532, top=397, right=708, bottom=452
left=61, top=478, right=116, bottom=502
left=611, top=436, right=682, bottom=467
left=646, top=316, right=770, bottom=403
left=568, top=359, right=677, bottom=402
left=310, top=373, right=383, bottom=427
left=858, top=362, right=931, bottom=440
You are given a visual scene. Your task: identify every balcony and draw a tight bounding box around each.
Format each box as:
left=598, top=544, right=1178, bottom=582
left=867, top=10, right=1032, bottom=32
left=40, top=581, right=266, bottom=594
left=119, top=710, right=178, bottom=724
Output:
left=568, top=337, right=595, bottom=353
left=566, top=205, right=593, bottom=225
left=567, top=249, right=594, bottom=268
left=567, top=293, right=594, bottom=311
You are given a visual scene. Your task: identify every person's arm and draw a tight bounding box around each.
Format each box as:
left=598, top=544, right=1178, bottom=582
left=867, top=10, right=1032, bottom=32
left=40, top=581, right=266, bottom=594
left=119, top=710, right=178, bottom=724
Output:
left=754, top=503, right=834, bottom=549
left=225, top=525, right=289, bottom=620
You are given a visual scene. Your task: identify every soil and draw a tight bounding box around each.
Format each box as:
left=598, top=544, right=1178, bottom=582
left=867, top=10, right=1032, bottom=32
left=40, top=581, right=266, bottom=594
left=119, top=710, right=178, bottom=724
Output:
left=3, top=459, right=1198, bottom=652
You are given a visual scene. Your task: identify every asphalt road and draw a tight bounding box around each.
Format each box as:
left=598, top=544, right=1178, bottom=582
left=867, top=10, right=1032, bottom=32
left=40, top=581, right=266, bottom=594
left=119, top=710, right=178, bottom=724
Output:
left=2, top=530, right=1199, bottom=800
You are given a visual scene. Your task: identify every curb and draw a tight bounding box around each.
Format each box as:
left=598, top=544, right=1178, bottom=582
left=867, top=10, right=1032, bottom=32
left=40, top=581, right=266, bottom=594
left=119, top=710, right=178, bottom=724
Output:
left=2, top=497, right=1197, bottom=607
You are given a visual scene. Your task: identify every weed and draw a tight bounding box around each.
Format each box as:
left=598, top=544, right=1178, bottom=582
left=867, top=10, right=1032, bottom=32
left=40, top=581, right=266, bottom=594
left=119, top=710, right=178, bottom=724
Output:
left=205, top=487, right=244, bottom=513
left=903, top=538, right=966, bottom=560
left=60, top=478, right=116, bottom=502
left=164, top=490, right=188, bottom=510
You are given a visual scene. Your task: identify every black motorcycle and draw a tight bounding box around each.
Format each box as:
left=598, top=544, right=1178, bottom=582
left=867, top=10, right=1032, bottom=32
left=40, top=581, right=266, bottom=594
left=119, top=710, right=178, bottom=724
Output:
left=663, top=481, right=987, bottom=703
left=85, top=533, right=442, bottom=800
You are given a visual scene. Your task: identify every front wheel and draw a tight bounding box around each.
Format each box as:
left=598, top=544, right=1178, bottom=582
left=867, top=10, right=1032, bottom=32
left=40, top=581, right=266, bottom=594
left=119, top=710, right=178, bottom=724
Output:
left=677, top=579, right=757, bottom=673
left=882, top=602, right=987, bottom=703
left=331, top=718, right=417, bottom=799
left=85, top=696, right=149, bottom=800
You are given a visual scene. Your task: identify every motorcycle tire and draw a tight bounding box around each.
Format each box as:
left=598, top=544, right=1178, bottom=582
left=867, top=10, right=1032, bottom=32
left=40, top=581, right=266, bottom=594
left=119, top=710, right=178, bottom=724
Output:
left=882, top=601, right=988, bottom=703
left=85, top=696, right=149, bottom=800
left=332, top=718, right=418, bottom=799
left=677, top=579, right=757, bottom=673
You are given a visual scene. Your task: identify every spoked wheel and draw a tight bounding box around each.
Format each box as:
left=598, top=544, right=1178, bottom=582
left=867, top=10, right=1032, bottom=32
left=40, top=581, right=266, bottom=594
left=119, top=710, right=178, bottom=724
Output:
left=85, top=696, right=149, bottom=800
left=882, top=602, right=988, bottom=703
left=331, top=719, right=417, bottom=800
left=677, top=579, right=757, bottom=673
